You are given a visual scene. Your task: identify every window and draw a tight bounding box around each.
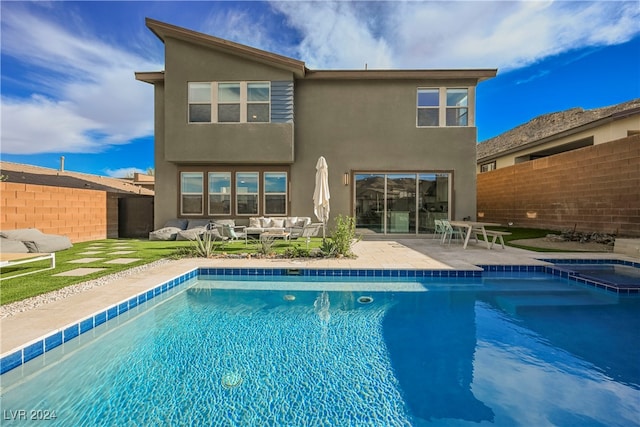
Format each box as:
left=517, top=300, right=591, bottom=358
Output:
left=188, top=83, right=211, bottom=123
left=417, top=87, right=471, bottom=127
left=188, top=81, right=270, bottom=123
left=236, top=172, right=259, bottom=215
left=481, top=162, right=496, bottom=173
left=446, top=88, right=468, bottom=126
left=218, top=83, right=241, bottom=123
left=417, top=88, right=439, bottom=126
left=208, top=172, right=231, bottom=215
left=247, top=82, right=270, bottom=122
left=180, top=172, right=204, bottom=215
left=264, top=172, right=287, bottom=215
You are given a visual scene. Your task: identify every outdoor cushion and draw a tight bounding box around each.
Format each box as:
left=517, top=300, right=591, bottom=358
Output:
left=272, top=218, right=285, bottom=228
left=164, top=218, right=189, bottom=230
left=1, top=228, right=46, bottom=241
left=285, top=217, right=298, bottom=228
left=177, top=226, right=209, bottom=241
left=0, top=228, right=72, bottom=253
left=22, top=235, right=73, bottom=253
left=249, top=217, right=262, bottom=228
left=0, top=236, right=29, bottom=253
left=186, top=219, right=211, bottom=229
left=149, top=226, right=182, bottom=241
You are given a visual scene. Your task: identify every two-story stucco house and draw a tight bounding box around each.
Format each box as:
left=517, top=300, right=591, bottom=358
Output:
left=136, top=18, right=496, bottom=235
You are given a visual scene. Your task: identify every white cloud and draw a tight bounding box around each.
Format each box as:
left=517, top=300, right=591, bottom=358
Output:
left=104, top=167, right=148, bottom=178
left=270, top=0, right=640, bottom=70
left=0, top=4, right=159, bottom=155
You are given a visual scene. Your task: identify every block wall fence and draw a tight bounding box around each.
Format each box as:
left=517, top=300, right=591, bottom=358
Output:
left=1, top=183, right=118, bottom=243
left=477, top=134, right=640, bottom=237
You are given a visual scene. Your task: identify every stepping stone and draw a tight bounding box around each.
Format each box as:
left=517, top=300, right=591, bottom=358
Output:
left=53, top=268, right=108, bottom=277
left=79, top=251, right=103, bottom=255
left=69, top=258, right=106, bottom=264
left=110, top=251, right=135, bottom=255
left=104, top=258, right=141, bottom=265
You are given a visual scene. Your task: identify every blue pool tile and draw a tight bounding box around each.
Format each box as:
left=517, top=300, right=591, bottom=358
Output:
left=79, top=318, right=94, bottom=334
left=94, top=311, right=107, bottom=327
left=45, top=332, right=63, bottom=351
left=1, top=351, right=23, bottom=375
left=146, top=290, right=154, bottom=300
left=23, top=341, right=44, bottom=363
left=64, top=325, right=79, bottom=342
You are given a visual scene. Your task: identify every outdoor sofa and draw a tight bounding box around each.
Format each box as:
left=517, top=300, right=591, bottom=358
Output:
left=148, top=218, right=233, bottom=241
left=244, top=217, right=312, bottom=238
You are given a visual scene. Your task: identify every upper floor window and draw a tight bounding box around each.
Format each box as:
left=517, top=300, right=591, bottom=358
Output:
left=188, top=83, right=212, bottom=123
left=446, top=89, right=468, bottom=126
left=417, top=87, right=470, bottom=127
left=188, top=82, right=270, bottom=124
left=480, top=162, right=496, bottom=173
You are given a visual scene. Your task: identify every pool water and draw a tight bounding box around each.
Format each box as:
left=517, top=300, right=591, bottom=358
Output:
left=556, top=263, right=640, bottom=286
left=1, top=273, right=639, bottom=426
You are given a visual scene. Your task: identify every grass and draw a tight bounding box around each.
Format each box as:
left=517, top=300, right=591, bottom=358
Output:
left=485, top=226, right=581, bottom=252
left=0, top=237, right=324, bottom=306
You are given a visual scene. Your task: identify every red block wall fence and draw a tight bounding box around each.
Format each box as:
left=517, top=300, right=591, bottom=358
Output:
left=1, top=182, right=118, bottom=243
left=477, top=134, right=640, bottom=237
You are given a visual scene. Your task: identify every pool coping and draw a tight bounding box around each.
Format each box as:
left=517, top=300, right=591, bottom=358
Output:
left=2, top=262, right=638, bottom=376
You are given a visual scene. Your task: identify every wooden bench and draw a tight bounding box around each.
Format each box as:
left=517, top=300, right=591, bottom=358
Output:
left=0, top=253, right=56, bottom=280
left=483, top=230, right=512, bottom=249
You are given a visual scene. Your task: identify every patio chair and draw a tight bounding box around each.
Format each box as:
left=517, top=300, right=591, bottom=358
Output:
left=441, top=220, right=465, bottom=245
left=217, top=224, right=247, bottom=244
left=299, top=222, right=324, bottom=249
left=433, top=219, right=445, bottom=240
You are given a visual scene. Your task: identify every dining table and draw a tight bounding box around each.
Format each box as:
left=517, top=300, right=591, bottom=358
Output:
left=448, top=221, right=501, bottom=249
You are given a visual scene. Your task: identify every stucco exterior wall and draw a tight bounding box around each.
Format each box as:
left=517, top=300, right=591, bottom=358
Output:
left=292, top=78, right=479, bottom=223
left=0, top=182, right=114, bottom=242
left=477, top=135, right=640, bottom=237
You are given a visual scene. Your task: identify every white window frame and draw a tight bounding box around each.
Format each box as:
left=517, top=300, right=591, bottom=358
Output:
left=188, top=81, right=271, bottom=124
left=264, top=172, right=288, bottom=215
left=208, top=172, right=232, bottom=215
left=235, top=171, right=260, bottom=216
left=180, top=172, right=204, bottom=215
left=417, top=87, right=474, bottom=128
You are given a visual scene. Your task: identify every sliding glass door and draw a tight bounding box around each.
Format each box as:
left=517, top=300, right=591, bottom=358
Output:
left=355, top=172, right=450, bottom=234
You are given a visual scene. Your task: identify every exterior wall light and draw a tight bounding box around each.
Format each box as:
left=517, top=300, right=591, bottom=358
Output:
left=343, top=173, right=350, bottom=186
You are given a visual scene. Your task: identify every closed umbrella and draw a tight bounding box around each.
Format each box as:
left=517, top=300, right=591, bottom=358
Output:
left=313, top=156, right=330, bottom=239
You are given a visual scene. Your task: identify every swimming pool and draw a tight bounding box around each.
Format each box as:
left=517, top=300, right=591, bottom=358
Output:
left=1, top=269, right=638, bottom=426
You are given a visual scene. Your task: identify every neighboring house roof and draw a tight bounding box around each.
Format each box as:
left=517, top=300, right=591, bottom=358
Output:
left=477, top=98, right=640, bottom=162
left=0, top=162, right=154, bottom=196
left=136, top=18, right=496, bottom=84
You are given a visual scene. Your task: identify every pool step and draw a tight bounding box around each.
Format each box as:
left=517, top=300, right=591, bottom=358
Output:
left=495, top=294, right=615, bottom=315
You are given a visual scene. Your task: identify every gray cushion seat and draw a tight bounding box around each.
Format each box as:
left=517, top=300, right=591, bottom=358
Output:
left=176, top=219, right=213, bottom=241
left=0, top=228, right=72, bottom=253
left=149, top=219, right=189, bottom=241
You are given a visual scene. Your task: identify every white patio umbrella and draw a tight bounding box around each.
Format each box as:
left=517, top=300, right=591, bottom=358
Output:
left=313, top=156, right=330, bottom=239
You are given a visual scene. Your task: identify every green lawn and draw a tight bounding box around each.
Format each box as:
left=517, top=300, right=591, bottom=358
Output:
left=0, top=237, right=321, bottom=305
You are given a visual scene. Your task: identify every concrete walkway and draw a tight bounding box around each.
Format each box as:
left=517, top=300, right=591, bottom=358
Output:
left=0, top=238, right=629, bottom=357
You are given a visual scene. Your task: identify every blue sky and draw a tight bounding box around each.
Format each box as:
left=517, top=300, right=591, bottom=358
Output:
left=1, top=1, right=639, bottom=177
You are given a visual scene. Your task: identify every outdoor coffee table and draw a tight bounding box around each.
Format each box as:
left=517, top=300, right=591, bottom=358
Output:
left=260, top=231, right=291, bottom=242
